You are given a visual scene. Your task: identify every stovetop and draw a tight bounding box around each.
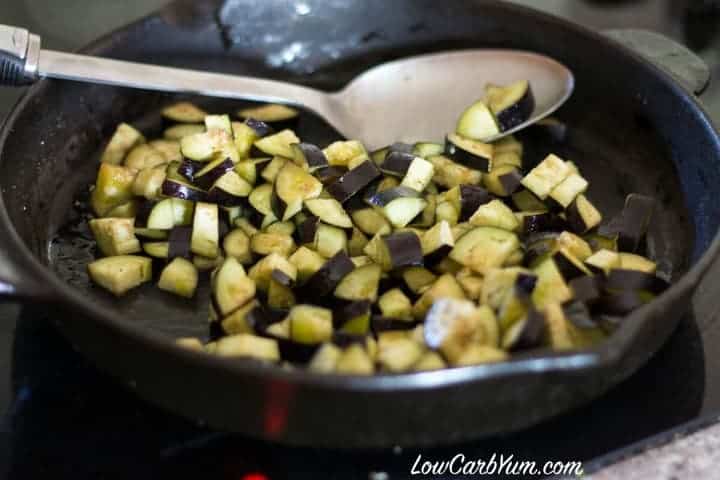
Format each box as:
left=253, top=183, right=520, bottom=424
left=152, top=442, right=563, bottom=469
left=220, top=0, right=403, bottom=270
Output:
left=2, top=1, right=720, bottom=478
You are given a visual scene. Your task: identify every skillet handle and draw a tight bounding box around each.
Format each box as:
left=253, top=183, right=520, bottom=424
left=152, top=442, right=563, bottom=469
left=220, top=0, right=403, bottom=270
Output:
left=0, top=25, right=40, bottom=86
left=603, top=29, right=710, bottom=96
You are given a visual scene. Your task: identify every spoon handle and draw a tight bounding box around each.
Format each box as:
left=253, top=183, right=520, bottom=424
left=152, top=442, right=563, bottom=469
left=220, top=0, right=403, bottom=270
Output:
left=0, top=24, right=333, bottom=116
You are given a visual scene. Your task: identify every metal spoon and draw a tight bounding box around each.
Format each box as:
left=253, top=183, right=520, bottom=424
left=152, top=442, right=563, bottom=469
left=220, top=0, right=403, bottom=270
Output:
left=0, top=25, right=573, bottom=150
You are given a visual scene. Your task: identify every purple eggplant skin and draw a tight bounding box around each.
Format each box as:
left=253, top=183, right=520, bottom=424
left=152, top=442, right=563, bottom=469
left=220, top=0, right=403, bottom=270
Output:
left=297, top=215, right=320, bottom=245
left=161, top=179, right=208, bottom=202
left=496, top=86, right=535, bottom=131
left=371, top=316, right=417, bottom=333
left=271, top=268, right=295, bottom=287
left=301, top=251, right=355, bottom=297
left=332, top=331, right=369, bottom=348
left=365, top=186, right=421, bottom=208
left=384, top=232, right=424, bottom=269
left=207, top=187, right=246, bottom=207
left=177, top=159, right=206, bottom=183
left=563, top=301, right=597, bottom=329
left=326, top=160, right=382, bottom=204
left=244, top=118, right=274, bottom=137
left=594, top=291, right=648, bottom=316
left=423, top=245, right=453, bottom=267
left=523, top=232, right=559, bottom=266
left=508, top=309, right=546, bottom=352
left=270, top=187, right=286, bottom=220
left=134, top=200, right=156, bottom=228
left=167, top=226, right=193, bottom=260
left=566, top=198, right=594, bottom=234
left=552, top=250, right=586, bottom=281
left=245, top=304, right=287, bottom=334
left=218, top=217, right=230, bottom=240
left=523, top=213, right=566, bottom=235
left=605, top=269, right=668, bottom=294
left=295, top=142, right=328, bottom=170
left=599, top=194, right=654, bottom=252
left=515, top=273, right=538, bottom=300
left=459, top=185, right=492, bottom=221
left=444, top=137, right=491, bottom=172
left=380, top=151, right=415, bottom=177
left=498, top=170, right=524, bottom=196
left=334, top=300, right=372, bottom=329
left=314, top=166, right=348, bottom=185
left=194, top=157, right=235, bottom=190
left=569, top=275, right=604, bottom=304
left=274, top=337, right=319, bottom=364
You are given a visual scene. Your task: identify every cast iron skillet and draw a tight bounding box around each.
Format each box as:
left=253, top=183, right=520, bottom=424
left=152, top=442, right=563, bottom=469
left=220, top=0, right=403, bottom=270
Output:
left=0, top=0, right=718, bottom=448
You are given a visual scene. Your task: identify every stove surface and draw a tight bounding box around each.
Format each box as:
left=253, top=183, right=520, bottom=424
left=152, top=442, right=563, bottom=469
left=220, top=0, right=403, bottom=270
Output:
left=2, top=1, right=720, bottom=478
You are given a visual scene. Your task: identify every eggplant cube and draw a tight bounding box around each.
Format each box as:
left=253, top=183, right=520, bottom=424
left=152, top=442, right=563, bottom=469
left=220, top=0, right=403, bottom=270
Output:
left=289, top=305, right=334, bottom=344
left=400, top=156, right=435, bottom=192
left=521, top=154, right=571, bottom=199
left=89, top=218, right=141, bottom=257
left=87, top=255, right=152, bottom=296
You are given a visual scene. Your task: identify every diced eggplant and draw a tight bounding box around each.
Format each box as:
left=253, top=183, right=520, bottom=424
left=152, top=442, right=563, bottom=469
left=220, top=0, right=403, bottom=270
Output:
left=288, top=246, right=325, bottom=284
left=291, top=142, right=328, bottom=172
left=401, top=267, right=437, bottom=294
left=566, top=194, right=602, bottom=233
left=444, top=133, right=493, bottom=172
left=238, top=104, right=299, bottom=125
left=250, top=232, right=296, bottom=257
left=569, top=275, right=603, bottom=304
left=149, top=138, right=182, bottom=163
left=162, top=102, right=207, bottom=123
left=469, top=199, right=520, bottom=232
left=602, top=194, right=655, bottom=252
left=454, top=345, right=508, bottom=366
left=552, top=247, right=591, bottom=281
left=91, top=163, right=137, bottom=216
left=348, top=227, right=369, bottom=257
left=244, top=118, right=274, bottom=137
left=425, top=299, right=499, bottom=362
left=400, top=156, right=435, bottom=192
left=456, top=270, right=484, bottom=300
left=594, top=291, right=651, bottom=316
left=449, top=226, right=520, bottom=274
left=383, top=232, right=424, bottom=270
left=180, top=129, right=234, bottom=161
left=520, top=154, right=571, bottom=199
left=212, top=257, right=256, bottom=316
left=161, top=179, right=207, bottom=202
left=585, top=249, right=620, bottom=274
left=435, top=201, right=460, bottom=226
left=420, top=220, right=454, bottom=265
left=301, top=251, right=355, bottom=298
left=193, top=254, right=224, bottom=272
left=366, top=186, right=427, bottom=228
left=323, top=140, right=367, bottom=167
left=265, top=221, right=295, bottom=237
left=214, top=334, right=280, bottom=362
left=134, top=228, right=168, bottom=240
left=308, top=343, right=342, bottom=372
left=427, top=154, right=483, bottom=189
left=191, top=202, right=220, bottom=258
left=288, top=305, right=333, bottom=344
left=314, top=166, right=348, bottom=185
left=273, top=161, right=323, bottom=221
left=248, top=183, right=275, bottom=217
left=584, top=233, right=618, bottom=252
left=268, top=274, right=296, bottom=309
left=89, top=218, right=140, bottom=256
left=376, top=335, right=424, bottom=373
left=142, top=241, right=168, bottom=258
left=380, top=150, right=415, bottom=177
left=351, top=208, right=392, bottom=236
left=221, top=300, right=260, bottom=335
left=521, top=212, right=566, bottom=235
left=512, top=189, right=547, bottom=212
left=88, top=255, right=152, bottom=296
left=412, top=274, right=466, bottom=319
left=296, top=215, right=320, bottom=246
left=146, top=198, right=194, bottom=229
left=413, top=142, right=445, bottom=159
left=531, top=257, right=573, bottom=308
left=446, top=185, right=492, bottom=221
left=335, top=301, right=372, bottom=335
left=456, top=99, right=500, bottom=140
left=304, top=198, right=353, bottom=228
left=124, top=143, right=167, bottom=171
left=336, top=344, right=374, bottom=375
left=208, top=171, right=253, bottom=206
left=371, top=316, right=418, bottom=333
left=334, top=264, right=382, bottom=302
left=619, top=253, right=657, bottom=273
left=101, top=123, right=145, bottom=165
left=167, top=226, right=193, bottom=260
left=313, top=223, right=347, bottom=258
left=605, top=269, right=667, bottom=294
left=326, top=160, right=381, bottom=204
left=378, top=288, right=413, bottom=320
left=483, top=165, right=523, bottom=197
left=132, top=168, right=166, bottom=200
left=253, top=129, right=300, bottom=158
left=414, top=351, right=447, bottom=371
left=486, top=80, right=535, bottom=131
left=556, top=231, right=592, bottom=261
left=261, top=156, right=288, bottom=183
left=164, top=123, right=205, bottom=141
left=193, top=156, right=235, bottom=190
left=549, top=173, right=588, bottom=209
left=502, top=308, right=545, bottom=351
left=158, top=257, right=198, bottom=298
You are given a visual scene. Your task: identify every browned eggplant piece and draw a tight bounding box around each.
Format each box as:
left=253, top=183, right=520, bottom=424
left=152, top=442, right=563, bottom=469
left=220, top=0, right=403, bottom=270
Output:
left=569, top=275, right=603, bottom=304
left=193, top=157, right=235, bottom=190
left=326, top=160, right=382, bottom=204
left=421, top=221, right=454, bottom=265
left=161, top=179, right=208, bottom=202
left=523, top=232, right=559, bottom=266
left=301, top=251, right=355, bottom=297
left=335, top=300, right=372, bottom=334
left=245, top=304, right=287, bottom=334
left=271, top=268, right=295, bottom=288
left=297, top=215, right=320, bottom=245
left=498, top=169, right=524, bottom=196
left=566, top=194, right=602, bottom=234
left=365, top=186, right=420, bottom=208
left=292, top=142, right=328, bottom=172
left=371, top=316, right=417, bottom=333
left=365, top=186, right=427, bottom=228
left=207, top=186, right=247, bottom=207
left=384, top=232, right=424, bottom=269
left=177, top=159, right=206, bottom=183
left=167, top=226, right=193, bottom=260
left=503, top=309, right=546, bottom=351
left=314, top=165, right=348, bottom=185
left=444, top=133, right=493, bottom=172
left=552, top=248, right=590, bottom=281
left=487, top=80, right=536, bottom=131
left=380, top=150, right=415, bottom=177
left=605, top=269, right=668, bottom=294
left=600, top=194, right=655, bottom=252
left=457, top=185, right=492, bottom=221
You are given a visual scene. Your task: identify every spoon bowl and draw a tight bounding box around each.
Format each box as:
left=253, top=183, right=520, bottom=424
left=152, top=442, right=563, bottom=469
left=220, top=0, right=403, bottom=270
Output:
left=0, top=24, right=574, bottom=149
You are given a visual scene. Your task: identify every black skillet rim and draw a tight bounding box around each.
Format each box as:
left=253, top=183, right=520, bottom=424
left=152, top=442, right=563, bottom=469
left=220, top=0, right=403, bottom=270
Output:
left=0, top=0, right=718, bottom=393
